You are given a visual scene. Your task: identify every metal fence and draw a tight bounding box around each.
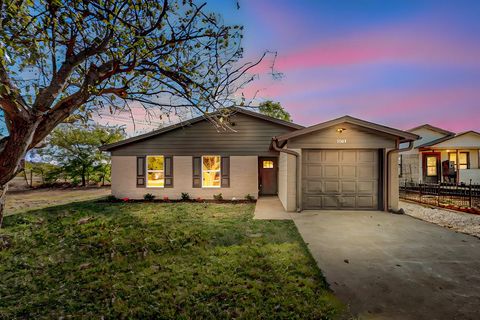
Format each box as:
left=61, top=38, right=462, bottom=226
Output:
left=399, top=182, right=480, bottom=210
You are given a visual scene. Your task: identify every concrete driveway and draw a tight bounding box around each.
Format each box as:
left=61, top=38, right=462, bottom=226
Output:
left=292, top=210, right=480, bottom=320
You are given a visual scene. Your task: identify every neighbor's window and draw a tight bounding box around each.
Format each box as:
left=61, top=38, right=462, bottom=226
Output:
left=426, top=156, right=437, bottom=176
left=202, top=156, right=221, bottom=187
left=263, top=160, right=274, bottom=169
left=449, top=152, right=469, bottom=170
left=146, top=155, right=164, bottom=187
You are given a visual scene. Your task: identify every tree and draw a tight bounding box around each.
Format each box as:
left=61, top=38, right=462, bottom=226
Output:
left=0, top=0, right=274, bottom=226
left=38, top=125, right=124, bottom=187
left=258, top=100, right=291, bottom=122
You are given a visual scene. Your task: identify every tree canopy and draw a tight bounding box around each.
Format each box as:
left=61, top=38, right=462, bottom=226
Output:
left=0, top=0, right=275, bottom=222
left=258, top=100, right=291, bottom=122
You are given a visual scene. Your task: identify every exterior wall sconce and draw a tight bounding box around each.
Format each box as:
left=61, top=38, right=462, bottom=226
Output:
left=336, top=128, right=346, bottom=133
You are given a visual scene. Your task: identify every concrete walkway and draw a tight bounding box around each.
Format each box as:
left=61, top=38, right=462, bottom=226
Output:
left=291, top=210, right=480, bottom=320
left=253, top=196, right=291, bottom=220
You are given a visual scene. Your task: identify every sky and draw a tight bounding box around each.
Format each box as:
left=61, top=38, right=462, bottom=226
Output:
left=208, top=0, right=480, bottom=133
left=2, top=0, right=480, bottom=137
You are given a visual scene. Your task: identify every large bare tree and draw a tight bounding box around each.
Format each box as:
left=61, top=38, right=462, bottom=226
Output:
left=0, top=0, right=272, bottom=226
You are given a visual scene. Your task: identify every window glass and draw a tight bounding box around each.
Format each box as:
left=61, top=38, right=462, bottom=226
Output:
left=426, top=156, right=437, bottom=176
left=263, top=160, right=274, bottom=169
left=202, top=156, right=221, bottom=187
left=147, top=156, right=164, bottom=187
left=449, top=153, right=456, bottom=164
left=459, top=153, right=469, bottom=169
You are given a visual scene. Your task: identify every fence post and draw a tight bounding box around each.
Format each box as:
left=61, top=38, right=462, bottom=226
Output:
left=437, top=183, right=441, bottom=207
left=419, top=183, right=422, bottom=203
left=469, top=183, right=472, bottom=208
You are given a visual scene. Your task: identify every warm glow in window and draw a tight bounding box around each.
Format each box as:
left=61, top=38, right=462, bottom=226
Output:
left=147, top=156, right=164, bottom=187
left=426, top=156, right=437, bottom=176
left=263, top=160, right=274, bottom=169
left=202, top=156, right=221, bottom=187
left=450, top=152, right=469, bottom=170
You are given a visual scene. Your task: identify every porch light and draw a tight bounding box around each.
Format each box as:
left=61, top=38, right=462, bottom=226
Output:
left=336, top=128, right=346, bottom=133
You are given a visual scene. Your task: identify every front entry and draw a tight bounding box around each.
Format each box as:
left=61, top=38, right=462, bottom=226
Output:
left=422, top=152, right=441, bottom=184
left=258, top=157, right=278, bottom=195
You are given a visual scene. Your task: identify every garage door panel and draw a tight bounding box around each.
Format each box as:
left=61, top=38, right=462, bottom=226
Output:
left=303, top=149, right=379, bottom=210
left=324, top=181, right=340, bottom=192
left=305, top=180, right=323, bottom=193
left=341, top=165, right=356, bottom=178
left=341, top=181, right=356, bottom=193
left=323, top=165, right=340, bottom=178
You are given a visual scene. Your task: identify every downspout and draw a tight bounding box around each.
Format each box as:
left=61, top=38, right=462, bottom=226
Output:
left=272, top=138, right=301, bottom=212
left=386, top=140, right=414, bottom=212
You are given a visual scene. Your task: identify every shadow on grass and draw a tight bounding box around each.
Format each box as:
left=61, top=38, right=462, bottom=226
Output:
left=1, top=201, right=344, bottom=319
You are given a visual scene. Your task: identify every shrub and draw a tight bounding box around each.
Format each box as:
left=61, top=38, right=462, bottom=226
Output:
left=245, top=194, right=255, bottom=202
left=122, top=197, right=130, bottom=202
left=181, top=192, right=190, bottom=201
left=196, top=197, right=203, bottom=202
left=144, top=193, right=155, bottom=201
left=163, top=196, right=169, bottom=201
left=213, top=193, right=223, bottom=201
left=106, top=195, right=117, bottom=202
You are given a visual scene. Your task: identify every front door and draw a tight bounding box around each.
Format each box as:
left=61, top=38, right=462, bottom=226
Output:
left=259, top=157, right=278, bottom=195
left=423, top=153, right=441, bottom=184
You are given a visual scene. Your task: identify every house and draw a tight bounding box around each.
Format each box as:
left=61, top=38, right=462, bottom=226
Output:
left=399, top=124, right=480, bottom=185
left=100, top=108, right=418, bottom=212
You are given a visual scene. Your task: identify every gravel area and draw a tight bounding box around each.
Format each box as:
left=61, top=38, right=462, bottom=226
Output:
left=400, top=200, right=480, bottom=238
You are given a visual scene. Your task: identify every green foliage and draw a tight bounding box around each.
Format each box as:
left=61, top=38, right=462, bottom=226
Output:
left=258, top=101, right=292, bottom=122
left=106, top=195, right=118, bottom=202
left=213, top=193, right=223, bottom=201
left=181, top=192, right=191, bottom=201
left=245, top=194, right=255, bottom=202
left=24, top=161, right=61, bottom=185
left=143, top=193, right=155, bottom=201
left=38, top=125, right=124, bottom=186
left=0, top=201, right=343, bottom=318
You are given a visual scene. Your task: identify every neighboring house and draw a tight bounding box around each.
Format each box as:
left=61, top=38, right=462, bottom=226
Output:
left=100, top=108, right=418, bottom=212
left=399, top=124, right=480, bottom=185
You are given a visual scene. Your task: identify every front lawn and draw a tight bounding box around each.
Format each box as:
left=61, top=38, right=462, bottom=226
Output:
left=0, top=201, right=343, bottom=319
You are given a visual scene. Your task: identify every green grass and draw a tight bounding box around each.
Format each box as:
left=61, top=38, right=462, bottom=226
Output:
left=0, top=201, right=343, bottom=319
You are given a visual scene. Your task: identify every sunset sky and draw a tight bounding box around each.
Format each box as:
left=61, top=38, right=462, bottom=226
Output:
left=216, top=0, right=480, bottom=132
left=1, top=0, right=479, bottom=137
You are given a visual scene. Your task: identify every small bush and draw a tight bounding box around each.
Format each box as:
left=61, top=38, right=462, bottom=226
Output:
left=196, top=197, right=203, bottom=202
left=245, top=194, right=255, bottom=202
left=181, top=192, right=190, bottom=201
left=144, top=193, right=155, bottom=201
left=106, top=195, right=117, bottom=202
left=213, top=193, right=223, bottom=201
left=163, top=196, right=169, bottom=201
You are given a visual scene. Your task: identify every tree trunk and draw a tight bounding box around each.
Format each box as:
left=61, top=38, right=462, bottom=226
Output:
left=81, top=167, right=86, bottom=187
left=0, top=184, right=7, bottom=228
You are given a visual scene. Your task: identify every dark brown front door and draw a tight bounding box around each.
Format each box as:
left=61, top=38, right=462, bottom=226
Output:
left=259, top=157, right=278, bottom=195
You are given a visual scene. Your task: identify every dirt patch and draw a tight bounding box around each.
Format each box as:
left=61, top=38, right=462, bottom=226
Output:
left=5, top=187, right=111, bottom=215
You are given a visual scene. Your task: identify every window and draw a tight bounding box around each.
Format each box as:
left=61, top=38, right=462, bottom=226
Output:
left=426, top=156, right=437, bottom=176
left=263, top=160, right=274, bottom=169
left=146, top=156, right=164, bottom=187
left=449, top=152, right=469, bottom=170
left=202, top=155, right=221, bottom=187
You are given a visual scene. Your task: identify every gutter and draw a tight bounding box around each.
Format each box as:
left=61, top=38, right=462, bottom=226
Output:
left=386, top=140, right=414, bottom=212
left=272, top=138, right=301, bottom=212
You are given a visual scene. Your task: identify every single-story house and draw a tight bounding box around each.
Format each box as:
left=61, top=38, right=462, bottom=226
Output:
left=100, top=108, right=418, bottom=212
left=399, top=124, right=480, bottom=185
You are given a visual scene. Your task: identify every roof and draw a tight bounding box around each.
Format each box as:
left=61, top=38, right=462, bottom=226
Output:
left=417, top=130, right=480, bottom=148
left=100, top=107, right=304, bottom=151
left=275, top=115, right=419, bottom=143
left=408, top=124, right=455, bottom=137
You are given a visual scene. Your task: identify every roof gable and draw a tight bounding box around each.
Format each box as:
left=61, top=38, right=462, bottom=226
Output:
left=418, top=131, right=480, bottom=149
left=100, top=107, right=303, bottom=151
left=408, top=124, right=455, bottom=137
left=275, top=115, right=419, bottom=143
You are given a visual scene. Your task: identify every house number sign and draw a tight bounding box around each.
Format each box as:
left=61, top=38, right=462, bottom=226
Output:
left=336, top=138, right=347, bottom=144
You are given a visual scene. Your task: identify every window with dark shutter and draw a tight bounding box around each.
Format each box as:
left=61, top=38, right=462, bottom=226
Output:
left=192, top=156, right=201, bottom=188
left=221, top=156, right=230, bottom=188
left=136, top=156, right=146, bottom=187
left=164, top=156, right=174, bottom=187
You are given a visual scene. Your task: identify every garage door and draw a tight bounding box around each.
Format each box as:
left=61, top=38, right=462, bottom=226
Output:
left=302, top=149, right=379, bottom=210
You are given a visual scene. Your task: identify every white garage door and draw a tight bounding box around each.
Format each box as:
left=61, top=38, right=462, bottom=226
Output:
left=302, top=149, right=380, bottom=210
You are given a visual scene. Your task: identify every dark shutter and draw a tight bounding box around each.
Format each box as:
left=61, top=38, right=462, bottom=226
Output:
left=192, top=156, right=201, bottom=188
left=221, top=156, right=230, bottom=188
left=164, top=156, right=173, bottom=188
left=136, top=156, right=146, bottom=187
